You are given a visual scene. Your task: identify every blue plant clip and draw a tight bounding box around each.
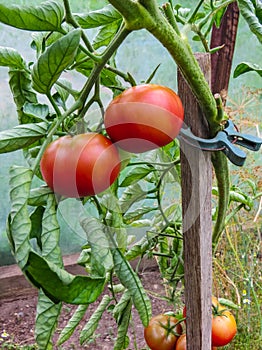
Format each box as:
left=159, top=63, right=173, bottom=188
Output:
left=178, top=120, right=262, bottom=166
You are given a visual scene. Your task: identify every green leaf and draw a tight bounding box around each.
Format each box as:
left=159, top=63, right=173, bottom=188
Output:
left=54, top=79, right=73, bottom=106
left=29, top=206, right=45, bottom=250
left=0, top=47, right=26, bottom=70
left=41, top=194, right=63, bottom=264
left=120, top=166, right=153, bottom=187
left=123, top=207, right=156, bottom=224
left=35, top=290, right=62, bottom=350
left=9, top=69, right=38, bottom=122
left=23, top=102, right=50, bottom=122
left=75, top=55, right=120, bottom=87
left=112, top=247, right=152, bottom=326
left=8, top=166, right=33, bottom=269
left=32, top=29, right=81, bottom=94
left=174, top=5, right=191, bottom=21
left=125, top=235, right=153, bottom=261
left=93, top=21, right=122, bottom=49
left=238, top=0, right=262, bottom=43
left=214, top=6, right=227, bottom=28
left=0, top=122, right=48, bottom=153
left=75, top=5, right=122, bottom=29
left=113, top=290, right=131, bottom=323
left=80, top=217, right=114, bottom=277
left=28, top=186, right=53, bottom=207
left=119, top=183, right=148, bottom=213
left=233, top=61, right=262, bottom=78
left=57, top=304, right=88, bottom=345
left=157, top=236, right=169, bottom=273
left=229, top=190, right=253, bottom=210
left=80, top=295, right=111, bottom=345
left=218, top=297, right=240, bottom=310
left=24, top=251, right=106, bottom=305
left=35, top=195, right=63, bottom=349
left=31, top=31, right=64, bottom=57
left=0, top=1, right=64, bottom=32
left=113, top=291, right=132, bottom=350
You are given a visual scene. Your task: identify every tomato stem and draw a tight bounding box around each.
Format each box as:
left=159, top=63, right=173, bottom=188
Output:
left=63, top=0, right=97, bottom=57
left=78, top=25, right=131, bottom=110
left=161, top=2, right=180, bottom=35
left=212, top=152, right=230, bottom=251
left=32, top=98, right=83, bottom=175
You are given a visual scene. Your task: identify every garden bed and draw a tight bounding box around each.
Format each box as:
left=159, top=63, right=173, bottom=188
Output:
left=0, top=255, right=173, bottom=349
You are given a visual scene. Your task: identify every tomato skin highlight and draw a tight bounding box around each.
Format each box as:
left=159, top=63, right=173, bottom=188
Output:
left=212, top=310, right=237, bottom=347
left=104, top=84, right=184, bottom=153
left=144, top=314, right=182, bottom=350
left=40, top=133, right=121, bottom=197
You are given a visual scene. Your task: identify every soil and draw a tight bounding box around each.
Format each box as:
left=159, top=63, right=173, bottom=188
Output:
left=0, top=264, right=179, bottom=350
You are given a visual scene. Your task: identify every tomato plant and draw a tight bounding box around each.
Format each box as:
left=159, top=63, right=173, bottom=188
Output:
left=144, top=314, right=183, bottom=350
left=40, top=133, right=121, bottom=197
left=104, top=84, right=184, bottom=153
left=0, top=0, right=259, bottom=349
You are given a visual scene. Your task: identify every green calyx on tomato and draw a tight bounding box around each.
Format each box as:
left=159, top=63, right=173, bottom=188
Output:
left=104, top=84, right=184, bottom=153
left=40, top=133, right=121, bottom=198
left=144, top=314, right=182, bottom=350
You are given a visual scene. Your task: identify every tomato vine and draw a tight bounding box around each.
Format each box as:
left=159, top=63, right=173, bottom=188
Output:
left=0, top=0, right=260, bottom=348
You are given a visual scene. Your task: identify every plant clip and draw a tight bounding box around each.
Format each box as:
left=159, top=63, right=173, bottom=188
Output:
left=178, top=120, right=262, bottom=166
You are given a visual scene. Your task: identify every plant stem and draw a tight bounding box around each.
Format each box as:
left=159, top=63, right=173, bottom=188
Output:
left=63, top=0, right=93, bottom=52
left=104, top=64, right=137, bottom=86
left=32, top=98, right=82, bottom=174
left=162, top=2, right=180, bottom=35
left=198, top=0, right=235, bottom=30
left=212, top=152, right=230, bottom=250
left=187, top=0, right=205, bottom=24
left=78, top=26, right=131, bottom=109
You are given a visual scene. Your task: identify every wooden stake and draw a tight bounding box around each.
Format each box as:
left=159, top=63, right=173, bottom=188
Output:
left=178, top=53, right=213, bottom=350
left=211, top=2, right=240, bottom=101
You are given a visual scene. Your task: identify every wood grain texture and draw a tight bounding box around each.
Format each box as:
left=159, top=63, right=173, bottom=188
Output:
left=211, top=2, right=240, bottom=102
left=178, top=53, right=213, bottom=350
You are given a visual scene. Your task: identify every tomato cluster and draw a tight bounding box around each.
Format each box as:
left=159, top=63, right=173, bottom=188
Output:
left=145, top=297, right=237, bottom=350
left=40, top=84, right=184, bottom=198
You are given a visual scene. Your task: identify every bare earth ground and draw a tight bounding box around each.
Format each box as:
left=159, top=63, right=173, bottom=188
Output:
left=0, top=265, right=177, bottom=349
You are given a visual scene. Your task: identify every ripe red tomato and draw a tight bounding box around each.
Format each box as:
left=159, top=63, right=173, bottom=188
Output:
left=175, top=334, right=217, bottom=350
left=40, top=133, right=121, bottom=197
left=144, top=314, right=182, bottom=350
left=212, top=309, right=237, bottom=347
left=104, top=84, right=184, bottom=153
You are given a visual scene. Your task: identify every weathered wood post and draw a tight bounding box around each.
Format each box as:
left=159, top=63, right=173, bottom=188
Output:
left=178, top=54, right=213, bottom=350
